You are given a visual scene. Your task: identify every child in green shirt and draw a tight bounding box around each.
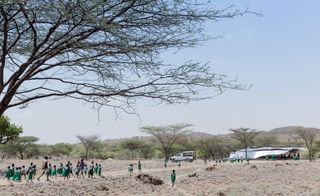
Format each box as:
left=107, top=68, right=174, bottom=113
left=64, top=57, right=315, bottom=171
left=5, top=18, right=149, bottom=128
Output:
left=171, top=170, right=176, bottom=187
left=5, top=166, right=11, bottom=180
left=84, top=164, right=88, bottom=175
left=95, top=163, right=99, bottom=175
left=14, top=167, right=21, bottom=182
left=128, top=164, right=133, bottom=176
left=75, top=164, right=80, bottom=178
left=88, top=165, right=94, bottom=178
left=27, top=166, right=35, bottom=182
left=57, top=163, right=63, bottom=176
left=51, top=165, right=57, bottom=179
left=62, top=164, right=69, bottom=180
left=98, top=164, right=102, bottom=176
left=138, top=161, right=142, bottom=172
left=46, top=164, right=52, bottom=181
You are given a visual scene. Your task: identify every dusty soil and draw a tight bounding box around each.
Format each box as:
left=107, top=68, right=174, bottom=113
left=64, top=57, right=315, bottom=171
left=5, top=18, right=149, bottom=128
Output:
left=0, top=159, right=319, bottom=195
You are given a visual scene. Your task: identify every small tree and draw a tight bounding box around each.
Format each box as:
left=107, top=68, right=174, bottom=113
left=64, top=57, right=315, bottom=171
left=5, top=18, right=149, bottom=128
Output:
left=76, top=135, right=100, bottom=160
left=141, top=123, right=192, bottom=160
left=120, top=139, right=144, bottom=159
left=230, top=128, right=260, bottom=160
left=14, top=136, right=39, bottom=159
left=296, top=128, right=318, bottom=162
left=51, top=143, right=73, bottom=158
left=0, top=116, right=23, bottom=144
left=199, top=137, right=231, bottom=159
left=139, top=144, right=155, bottom=160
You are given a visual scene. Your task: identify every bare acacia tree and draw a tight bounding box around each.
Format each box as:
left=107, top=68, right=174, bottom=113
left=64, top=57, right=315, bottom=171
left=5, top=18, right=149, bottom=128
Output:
left=230, top=128, right=259, bottom=160
left=0, top=1, right=250, bottom=116
left=76, top=135, right=100, bottom=160
left=296, top=128, right=318, bottom=162
left=199, top=137, right=229, bottom=159
left=141, top=123, right=192, bottom=160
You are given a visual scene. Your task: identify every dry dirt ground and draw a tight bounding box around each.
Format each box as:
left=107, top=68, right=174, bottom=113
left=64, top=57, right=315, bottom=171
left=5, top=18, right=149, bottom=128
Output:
left=0, top=159, right=319, bottom=196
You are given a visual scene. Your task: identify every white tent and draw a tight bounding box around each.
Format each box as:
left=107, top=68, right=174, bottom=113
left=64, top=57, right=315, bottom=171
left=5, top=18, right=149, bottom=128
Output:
left=229, top=147, right=306, bottom=160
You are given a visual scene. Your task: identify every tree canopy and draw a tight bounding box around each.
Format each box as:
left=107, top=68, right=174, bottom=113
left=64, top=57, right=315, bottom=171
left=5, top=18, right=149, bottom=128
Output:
left=230, top=128, right=259, bottom=160
left=0, top=0, right=247, bottom=115
left=0, top=115, right=22, bottom=144
left=141, top=123, right=192, bottom=160
left=76, top=135, right=100, bottom=160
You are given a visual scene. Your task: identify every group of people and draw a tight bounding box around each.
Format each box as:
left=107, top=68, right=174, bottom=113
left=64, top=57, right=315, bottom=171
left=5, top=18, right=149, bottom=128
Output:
left=128, top=160, right=142, bottom=176
left=5, top=156, right=103, bottom=182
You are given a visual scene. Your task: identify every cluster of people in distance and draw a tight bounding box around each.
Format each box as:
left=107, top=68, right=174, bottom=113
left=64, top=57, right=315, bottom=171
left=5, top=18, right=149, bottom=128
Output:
left=3, top=157, right=180, bottom=187
left=5, top=156, right=102, bottom=182
left=128, top=160, right=142, bottom=176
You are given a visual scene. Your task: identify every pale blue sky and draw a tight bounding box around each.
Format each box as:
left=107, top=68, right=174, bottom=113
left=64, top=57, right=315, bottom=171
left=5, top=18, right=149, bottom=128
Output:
left=6, top=0, right=320, bottom=144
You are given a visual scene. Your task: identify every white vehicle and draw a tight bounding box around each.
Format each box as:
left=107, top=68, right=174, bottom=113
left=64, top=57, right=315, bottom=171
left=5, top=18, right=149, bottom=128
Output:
left=170, top=151, right=195, bottom=162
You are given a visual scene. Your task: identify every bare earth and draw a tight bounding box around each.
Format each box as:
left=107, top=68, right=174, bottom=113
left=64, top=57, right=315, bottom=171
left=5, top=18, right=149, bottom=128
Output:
left=0, top=159, right=319, bottom=196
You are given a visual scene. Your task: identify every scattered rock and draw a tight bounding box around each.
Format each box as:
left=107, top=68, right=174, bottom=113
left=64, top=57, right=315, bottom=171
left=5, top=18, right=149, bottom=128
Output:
left=188, top=172, right=197, bottom=177
left=136, top=173, right=164, bottom=185
left=275, top=163, right=283, bottom=167
left=250, top=165, right=258, bottom=170
left=285, top=162, right=291, bottom=165
left=99, top=185, right=109, bottom=191
left=217, top=191, right=226, bottom=196
left=206, top=166, right=216, bottom=171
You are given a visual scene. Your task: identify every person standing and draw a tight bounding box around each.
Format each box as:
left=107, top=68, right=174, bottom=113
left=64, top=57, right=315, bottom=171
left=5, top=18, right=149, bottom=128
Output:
left=37, top=156, right=49, bottom=181
left=80, top=159, right=85, bottom=178
left=171, top=170, right=176, bottom=187
left=138, top=161, right=142, bottom=172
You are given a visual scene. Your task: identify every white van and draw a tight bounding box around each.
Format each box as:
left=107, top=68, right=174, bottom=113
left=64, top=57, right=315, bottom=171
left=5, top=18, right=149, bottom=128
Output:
left=170, top=151, right=195, bottom=162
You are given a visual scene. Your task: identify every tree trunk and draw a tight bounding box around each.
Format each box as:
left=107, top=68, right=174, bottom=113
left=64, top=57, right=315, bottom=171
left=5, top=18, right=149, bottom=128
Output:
left=85, top=148, right=89, bottom=160
left=245, top=147, right=248, bottom=160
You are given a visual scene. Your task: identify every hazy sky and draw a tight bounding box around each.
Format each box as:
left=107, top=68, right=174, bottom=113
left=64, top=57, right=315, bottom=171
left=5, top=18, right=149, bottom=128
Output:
left=6, top=0, right=320, bottom=144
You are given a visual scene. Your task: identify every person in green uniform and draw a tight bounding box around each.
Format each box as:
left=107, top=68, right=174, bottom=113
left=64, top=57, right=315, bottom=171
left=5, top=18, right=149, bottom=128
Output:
left=57, top=163, right=63, bottom=176
left=51, top=165, right=57, bottom=179
left=138, top=161, right=142, bottom=172
left=94, top=163, right=99, bottom=175
left=27, top=165, right=35, bottom=182
left=98, top=164, right=102, bottom=176
left=272, top=153, right=275, bottom=161
left=171, top=170, right=176, bottom=187
left=46, top=164, right=52, bottom=181
left=5, top=166, right=12, bottom=180
left=88, top=165, right=94, bottom=178
left=128, top=164, right=133, bottom=176
left=62, top=163, right=70, bottom=180
left=84, top=164, right=88, bottom=175
left=14, top=167, right=21, bottom=182
left=75, top=164, right=80, bottom=178
left=69, top=163, right=73, bottom=177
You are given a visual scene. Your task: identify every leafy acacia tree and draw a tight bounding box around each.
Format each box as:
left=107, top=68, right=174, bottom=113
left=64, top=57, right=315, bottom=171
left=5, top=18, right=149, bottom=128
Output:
left=141, top=123, right=192, bottom=160
left=76, top=135, right=100, bottom=160
left=0, top=1, right=247, bottom=115
left=120, top=139, right=143, bottom=159
left=230, top=128, right=260, bottom=160
left=296, top=128, right=318, bottom=162
left=14, top=136, right=39, bottom=159
left=51, top=143, right=73, bottom=158
left=0, top=115, right=23, bottom=144
left=199, top=137, right=232, bottom=159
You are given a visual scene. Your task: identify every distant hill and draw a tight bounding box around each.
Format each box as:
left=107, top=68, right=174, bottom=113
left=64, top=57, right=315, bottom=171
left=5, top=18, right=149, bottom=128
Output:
left=102, top=126, right=319, bottom=145
left=268, top=126, right=304, bottom=134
